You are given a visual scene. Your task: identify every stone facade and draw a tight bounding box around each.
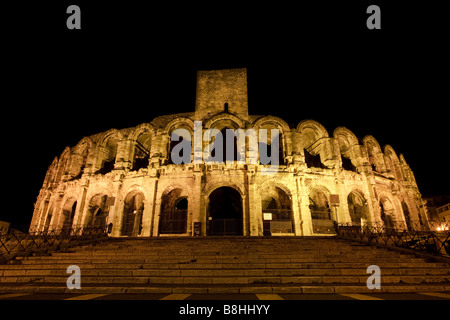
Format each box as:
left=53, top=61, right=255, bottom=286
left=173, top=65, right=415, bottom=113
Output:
left=31, top=68, right=427, bottom=237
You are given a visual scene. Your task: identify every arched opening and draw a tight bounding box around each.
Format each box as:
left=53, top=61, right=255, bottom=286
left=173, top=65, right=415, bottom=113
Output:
left=261, top=186, right=293, bottom=235
left=380, top=197, right=395, bottom=230
left=207, top=187, right=243, bottom=236
left=304, top=148, right=325, bottom=168
left=85, top=194, right=109, bottom=228
left=363, top=137, right=384, bottom=173
left=168, top=127, right=192, bottom=165
left=401, top=201, right=412, bottom=230
left=259, top=129, right=285, bottom=166
left=61, top=200, right=77, bottom=233
left=341, top=155, right=357, bottom=172
left=121, top=191, right=145, bottom=236
left=347, top=191, right=368, bottom=226
left=159, top=189, right=188, bottom=234
left=309, top=189, right=334, bottom=234
left=385, top=148, right=403, bottom=180
left=334, top=127, right=359, bottom=173
left=205, top=128, right=240, bottom=163
left=132, top=132, right=151, bottom=171
left=70, top=140, right=91, bottom=180
left=96, top=136, right=119, bottom=174
left=55, top=149, right=70, bottom=183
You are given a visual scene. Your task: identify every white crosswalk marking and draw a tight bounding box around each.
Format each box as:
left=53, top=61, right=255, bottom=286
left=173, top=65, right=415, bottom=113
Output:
left=0, top=293, right=33, bottom=299
left=159, top=294, right=192, bottom=300
left=256, top=294, right=284, bottom=300
left=340, top=293, right=384, bottom=300
left=419, top=292, right=450, bottom=299
left=64, top=294, right=109, bottom=300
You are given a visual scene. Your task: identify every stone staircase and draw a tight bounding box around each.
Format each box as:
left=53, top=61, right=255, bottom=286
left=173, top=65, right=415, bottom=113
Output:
left=1, top=237, right=449, bottom=294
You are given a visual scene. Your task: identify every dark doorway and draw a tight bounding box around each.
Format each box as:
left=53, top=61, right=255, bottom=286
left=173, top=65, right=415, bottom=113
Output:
left=159, top=189, right=188, bottom=235
left=208, top=187, right=243, bottom=236
left=121, top=191, right=145, bottom=236
left=62, top=201, right=77, bottom=233
left=159, top=196, right=188, bottom=234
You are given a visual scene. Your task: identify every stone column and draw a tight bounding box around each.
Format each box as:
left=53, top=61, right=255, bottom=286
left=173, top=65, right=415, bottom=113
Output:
left=247, top=166, right=259, bottom=236
left=191, top=170, right=203, bottom=235
left=298, top=178, right=313, bottom=236
left=292, top=176, right=303, bottom=236
left=141, top=177, right=157, bottom=237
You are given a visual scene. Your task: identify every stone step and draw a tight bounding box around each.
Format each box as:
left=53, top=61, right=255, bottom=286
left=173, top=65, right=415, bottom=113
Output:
left=2, top=237, right=449, bottom=295
left=1, top=267, right=448, bottom=277
left=4, top=260, right=448, bottom=270
left=10, top=259, right=440, bottom=270
left=1, top=274, right=448, bottom=285
left=1, top=283, right=450, bottom=295
left=86, top=247, right=372, bottom=251
left=17, top=255, right=422, bottom=264
left=48, top=249, right=408, bottom=255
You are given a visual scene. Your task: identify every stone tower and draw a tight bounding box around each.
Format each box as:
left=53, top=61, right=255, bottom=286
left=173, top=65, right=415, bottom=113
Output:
left=194, top=68, right=249, bottom=120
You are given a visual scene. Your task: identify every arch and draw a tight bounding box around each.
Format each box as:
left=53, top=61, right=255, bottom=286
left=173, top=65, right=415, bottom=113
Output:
left=207, top=186, right=243, bottom=236
left=203, top=113, right=246, bottom=130
left=347, top=190, right=369, bottom=226
left=159, top=188, right=189, bottom=235
left=202, top=121, right=241, bottom=164
left=95, top=129, right=122, bottom=174
left=84, top=194, right=109, bottom=228
left=163, top=117, right=195, bottom=135
left=384, top=145, right=399, bottom=162
left=98, top=129, right=124, bottom=147
left=253, top=117, right=288, bottom=166
left=61, top=197, right=77, bottom=232
left=333, top=127, right=359, bottom=148
left=128, top=123, right=155, bottom=141
left=363, top=135, right=384, bottom=172
left=121, top=190, right=145, bottom=236
left=401, top=201, right=413, bottom=230
left=297, top=120, right=329, bottom=168
left=309, top=186, right=334, bottom=234
left=165, top=118, right=194, bottom=165
left=252, top=115, right=290, bottom=133
left=131, top=125, right=154, bottom=171
left=204, top=182, right=245, bottom=199
left=70, top=137, right=93, bottom=179
left=260, top=185, right=294, bottom=235
left=363, top=135, right=382, bottom=154
left=384, top=145, right=403, bottom=180
left=44, top=157, right=59, bottom=186
left=259, top=179, right=293, bottom=199
left=297, top=119, right=329, bottom=149
left=55, top=147, right=71, bottom=182
left=379, top=195, right=396, bottom=229
left=73, top=136, right=93, bottom=153
left=334, top=127, right=359, bottom=172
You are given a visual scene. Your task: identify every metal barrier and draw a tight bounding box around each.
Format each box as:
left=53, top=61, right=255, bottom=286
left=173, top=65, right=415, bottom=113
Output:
left=208, top=219, right=243, bottom=236
left=0, top=225, right=108, bottom=262
left=337, top=221, right=450, bottom=257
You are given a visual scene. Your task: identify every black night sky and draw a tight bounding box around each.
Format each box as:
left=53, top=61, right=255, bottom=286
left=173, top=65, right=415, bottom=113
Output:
left=3, top=1, right=449, bottom=226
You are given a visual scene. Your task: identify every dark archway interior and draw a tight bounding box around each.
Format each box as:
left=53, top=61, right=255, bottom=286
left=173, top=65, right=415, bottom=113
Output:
left=208, top=187, right=243, bottom=235
left=209, top=187, right=242, bottom=219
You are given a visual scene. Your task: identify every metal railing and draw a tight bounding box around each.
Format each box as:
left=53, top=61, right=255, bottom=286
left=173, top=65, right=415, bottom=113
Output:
left=0, top=225, right=108, bottom=262
left=159, top=218, right=188, bottom=235
left=337, top=220, right=450, bottom=257
left=208, top=219, right=243, bottom=236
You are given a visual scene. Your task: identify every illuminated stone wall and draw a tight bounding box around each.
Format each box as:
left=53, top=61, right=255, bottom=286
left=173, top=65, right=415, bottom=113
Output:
left=30, top=69, right=427, bottom=237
